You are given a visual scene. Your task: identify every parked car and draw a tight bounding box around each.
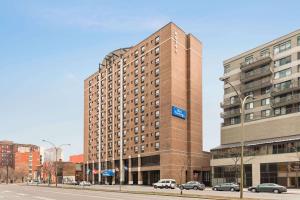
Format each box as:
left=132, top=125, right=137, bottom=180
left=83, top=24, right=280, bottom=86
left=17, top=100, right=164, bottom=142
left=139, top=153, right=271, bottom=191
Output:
left=179, top=181, right=205, bottom=190
left=153, top=179, right=176, bottom=189
left=248, top=183, right=287, bottom=193
left=212, top=183, right=240, bottom=191
left=79, top=181, right=91, bottom=186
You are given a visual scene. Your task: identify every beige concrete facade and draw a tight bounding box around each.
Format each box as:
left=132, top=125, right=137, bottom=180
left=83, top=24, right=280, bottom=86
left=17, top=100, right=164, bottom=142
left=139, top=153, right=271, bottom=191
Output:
left=84, top=22, right=210, bottom=185
left=211, top=29, right=300, bottom=187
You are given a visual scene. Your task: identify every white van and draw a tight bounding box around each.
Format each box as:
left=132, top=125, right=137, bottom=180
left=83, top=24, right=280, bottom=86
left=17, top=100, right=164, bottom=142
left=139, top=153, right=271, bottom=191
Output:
left=153, top=179, right=176, bottom=189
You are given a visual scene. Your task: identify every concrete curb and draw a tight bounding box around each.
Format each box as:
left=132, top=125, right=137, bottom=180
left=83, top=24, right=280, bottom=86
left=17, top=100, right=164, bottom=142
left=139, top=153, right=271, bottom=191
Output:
left=22, top=184, right=264, bottom=200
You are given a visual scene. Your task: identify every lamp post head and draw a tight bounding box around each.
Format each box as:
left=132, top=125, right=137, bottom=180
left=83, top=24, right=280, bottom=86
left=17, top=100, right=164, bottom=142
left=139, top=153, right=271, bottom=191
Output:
left=219, top=76, right=230, bottom=82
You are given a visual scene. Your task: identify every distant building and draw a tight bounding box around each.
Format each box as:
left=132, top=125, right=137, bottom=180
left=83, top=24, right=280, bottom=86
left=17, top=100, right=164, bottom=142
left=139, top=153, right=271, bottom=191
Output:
left=44, top=147, right=63, bottom=162
left=69, top=154, right=84, bottom=163
left=69, top=154, right=84, bottom=182
left=0, top=140, right=41, bottom=182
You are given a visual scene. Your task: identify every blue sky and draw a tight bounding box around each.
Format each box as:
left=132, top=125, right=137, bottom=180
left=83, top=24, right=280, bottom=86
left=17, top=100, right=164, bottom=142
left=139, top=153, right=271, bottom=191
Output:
left=1, top=0, right=300, bottom=159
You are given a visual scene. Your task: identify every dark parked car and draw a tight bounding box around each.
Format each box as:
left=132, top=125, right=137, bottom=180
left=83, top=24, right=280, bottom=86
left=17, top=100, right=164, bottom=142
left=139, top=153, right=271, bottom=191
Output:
left=248, top=183, right=287, bottom=193
left=179, top=181, right=205, bottom=190
left=212, top=183, right=240, bottom=191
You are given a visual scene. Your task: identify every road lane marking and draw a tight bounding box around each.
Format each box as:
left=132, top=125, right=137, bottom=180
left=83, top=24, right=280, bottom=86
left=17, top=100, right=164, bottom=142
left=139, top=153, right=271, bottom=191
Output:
left=34, top=196, right=56, bottom=200
left=16, top=193, right=27, bottom=196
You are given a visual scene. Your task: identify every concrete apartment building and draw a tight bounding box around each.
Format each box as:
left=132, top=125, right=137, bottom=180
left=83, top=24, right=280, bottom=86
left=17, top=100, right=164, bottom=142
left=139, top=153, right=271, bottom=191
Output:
left=84, top=22, right=210, bottom=186
left=211, top=30, right=300, bottom=187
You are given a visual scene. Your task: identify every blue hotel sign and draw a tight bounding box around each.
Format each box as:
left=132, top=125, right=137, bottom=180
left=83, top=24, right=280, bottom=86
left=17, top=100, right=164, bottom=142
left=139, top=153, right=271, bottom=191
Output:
left=172, top=106, right=187, bottom=119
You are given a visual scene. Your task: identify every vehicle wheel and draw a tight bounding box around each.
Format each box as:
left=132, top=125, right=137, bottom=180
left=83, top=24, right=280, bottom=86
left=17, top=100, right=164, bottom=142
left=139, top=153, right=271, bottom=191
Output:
left=251, top=188, right=256, bottom=193
left=273, top=189, right=280, bottom=194
left=193, top=186, right=198, bottom=190
left=212, top=187, right=216, bottom=191
left=154, top=185, right=157, bottom=189
left=230, top=188, right=235, bottom=192
left=179, top=186, right=184, bottom=190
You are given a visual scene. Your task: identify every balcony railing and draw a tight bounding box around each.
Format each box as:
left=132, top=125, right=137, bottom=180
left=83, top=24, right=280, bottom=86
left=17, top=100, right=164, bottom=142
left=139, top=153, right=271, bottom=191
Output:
left=220, top=99, right=240, bottom=109
left=222, top=107, right=300, bottom=127
left=240, top=55, right=272, bottom=71
left=271, top=82, right=300, bottom=96
left=241, top=78, right=272, bottom=93
left=240, top=66, right=272, bottom=83
left=221, top=108, right=241, bottom=118
left=272, top=93, right=300, bottom=108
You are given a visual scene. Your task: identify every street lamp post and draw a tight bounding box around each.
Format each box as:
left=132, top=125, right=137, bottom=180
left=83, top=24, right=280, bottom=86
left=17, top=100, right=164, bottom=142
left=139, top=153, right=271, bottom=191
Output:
left=220, top=77, right=255, bottom=199
left=42, top=140, right=70, bottom=187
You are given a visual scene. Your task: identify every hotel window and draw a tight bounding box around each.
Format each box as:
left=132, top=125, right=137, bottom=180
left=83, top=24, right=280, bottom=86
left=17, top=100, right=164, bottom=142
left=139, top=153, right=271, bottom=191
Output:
left=134, top=59, right=138, bottom=67
left=155, top=89, right=160, bottom=97
left=155, top=100, right=160, bottom=108
left=141, top=75, right=145, bottom=83
left=155, top=142, right=160, bottom=150
left=134, top=78, right=138, bottom=86
left=155, top=121, right=160, bottom=129
left=134, top=136, right=139, bottom=144
left=123, top=58, right=127, bottom=64
left=141, top=65, right=145, bottom=73
left=134, top=50, right=138, bottom=58
left=134, top=127, right=139, bottom=134
left=141, top=135, right=145, bottom=143
left=155, top=110, right=160, bottom=118
left=245, top=102, right=254, bottom=110
left=274, top=56, right=291, bottom=67
left=141, top=56, right=145, bottom=64
left=134, top=107, right=139, bottom=114
left=141, top=46, right=145, bottom=54
left=298, top=36, right=300, bottom=46
left=155, top=36, right=160, bottom=44
left=134, top=98, right=138, bottom=105
left=261, top=98, right=270, bottom=106
left=141, top=105, right=145, bottom=113
left=155, top=79, right=160, bottom=86
left=155, top=47, right=160, bottom=55
left=134, top=117, right=139, bottom=124
left=274, top=68, right=292, bottom=79
left=261, top=109, right=271, bottom=117
left=141, top=115, right=145, bottom=122
left=274, top=40, right=291, bottom=54
left=274, top=106, right=287, bottom=116
left=155, top=57, right=160, bottom=66
left=155, top=68, right=160, bottom=76
left=245, top=56, right=254, bottom=64
left=141, top=145, right=145, bottom=153
left=141, top=95, right=145, bottom=103
left=134, top=88, right=139, bottom=95
left=230, top=96, right=237, bottom=104
left=141, top=125, right=145, bottom=132
left=141, top=85, right=145, bottom=93
left=155, top=132, right=160, bottom=140
left=134, top=146, right=138, bottom=153
left=134, top=69, right=138, bottom=77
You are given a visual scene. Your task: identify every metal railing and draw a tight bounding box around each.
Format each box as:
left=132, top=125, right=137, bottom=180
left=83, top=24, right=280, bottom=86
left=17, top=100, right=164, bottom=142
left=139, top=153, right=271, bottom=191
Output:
left=241, top=78, right=272, bottom=93
left=241, top=66, right=272, bottom=82
left=240, top=55, right=272, bottom=71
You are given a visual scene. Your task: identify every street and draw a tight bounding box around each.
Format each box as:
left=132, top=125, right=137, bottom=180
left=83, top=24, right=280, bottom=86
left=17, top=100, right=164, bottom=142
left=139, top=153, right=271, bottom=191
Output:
left=0, top=184, right=211, bottom=200
left=1, top=184, right=300, bottom=200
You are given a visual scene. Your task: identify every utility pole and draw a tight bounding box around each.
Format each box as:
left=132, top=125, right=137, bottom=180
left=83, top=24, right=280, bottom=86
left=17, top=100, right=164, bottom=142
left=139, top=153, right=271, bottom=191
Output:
left=6, top=163, right=9, bottom=184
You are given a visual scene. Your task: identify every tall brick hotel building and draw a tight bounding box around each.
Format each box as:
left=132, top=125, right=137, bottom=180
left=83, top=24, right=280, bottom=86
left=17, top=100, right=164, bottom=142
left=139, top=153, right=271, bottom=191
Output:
left=84, top=23, right=210, bottom=185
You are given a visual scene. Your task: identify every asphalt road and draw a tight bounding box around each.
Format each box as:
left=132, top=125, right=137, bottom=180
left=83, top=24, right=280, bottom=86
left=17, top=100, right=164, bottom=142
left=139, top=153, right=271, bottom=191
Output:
left=0, top=184, right=210, bottom=200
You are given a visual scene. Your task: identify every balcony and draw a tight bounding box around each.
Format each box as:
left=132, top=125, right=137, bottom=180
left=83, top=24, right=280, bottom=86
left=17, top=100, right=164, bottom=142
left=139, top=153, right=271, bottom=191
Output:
left=220, top=108, right=241, bottom=118
left=272, top=94, right=300, bottom=108
left=240, top=55, right=272, bottom=71
left=241, top=78, right=272, bottom=93
left=241, top=66, right=272, bottom=83
left=271, top=82, right=300, bottom=96
left=220, top=99, right=240, bottom=109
